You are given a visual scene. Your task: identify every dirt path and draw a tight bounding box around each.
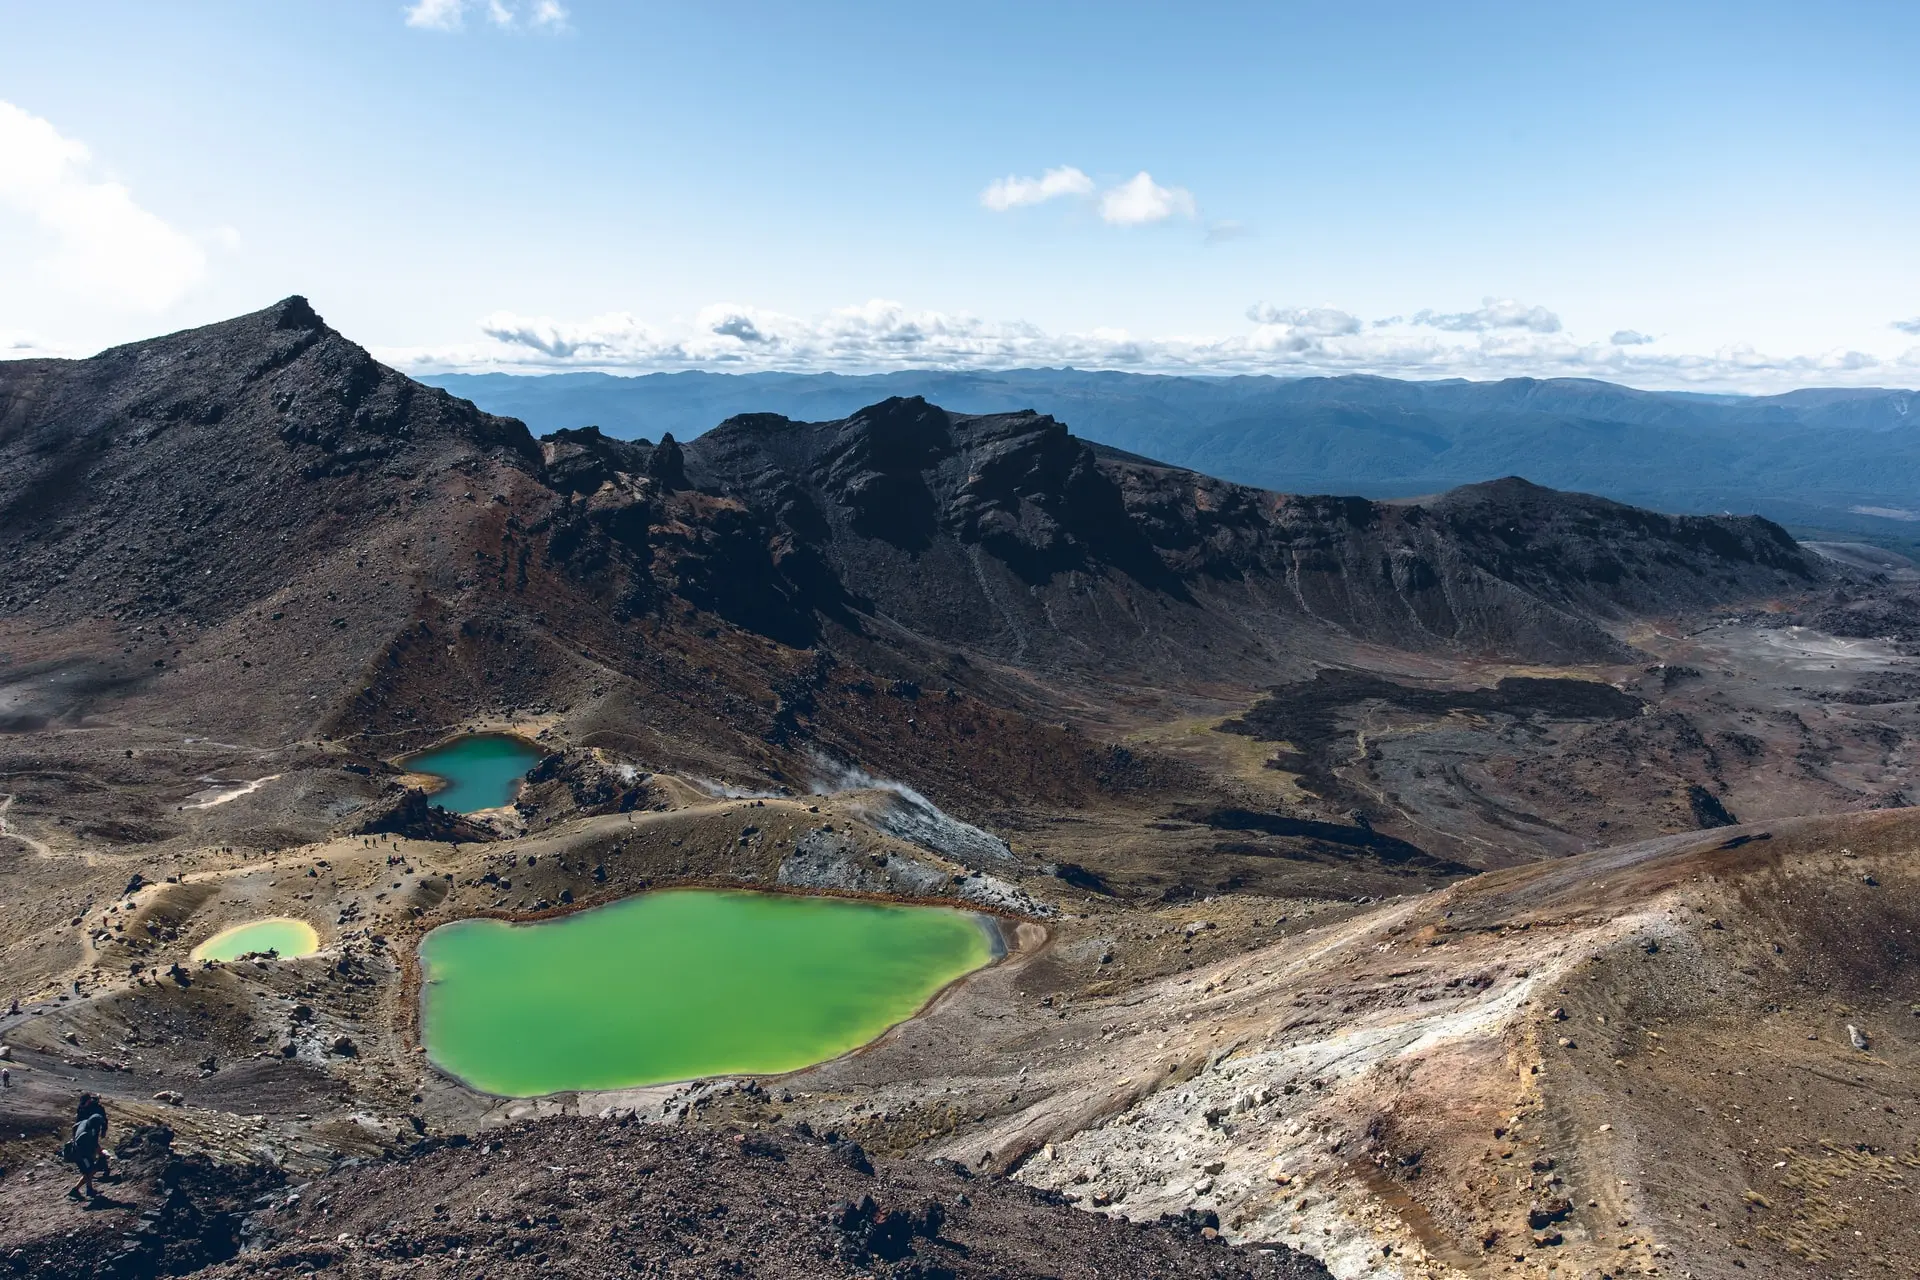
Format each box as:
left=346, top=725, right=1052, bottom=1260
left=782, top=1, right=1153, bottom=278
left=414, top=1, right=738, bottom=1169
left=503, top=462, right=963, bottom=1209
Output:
left=179, top=774, right=283, bottom=810
left=0, top=793, right=56, bottom=859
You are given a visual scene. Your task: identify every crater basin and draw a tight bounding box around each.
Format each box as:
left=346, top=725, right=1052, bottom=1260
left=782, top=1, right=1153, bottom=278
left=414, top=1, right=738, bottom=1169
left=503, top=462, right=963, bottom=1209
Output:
left=402, top=734, right=542, bottom=813
left=418, top=888, right=997, bottom=1096
left=191, top=916, right=320, bottom=963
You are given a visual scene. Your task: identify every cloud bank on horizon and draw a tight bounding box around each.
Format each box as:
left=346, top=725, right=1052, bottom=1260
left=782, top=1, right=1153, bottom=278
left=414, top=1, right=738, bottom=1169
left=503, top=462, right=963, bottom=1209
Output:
left=382, top=295, right=1920, bottom=392
left=365, top=151, right=1916, bottom=391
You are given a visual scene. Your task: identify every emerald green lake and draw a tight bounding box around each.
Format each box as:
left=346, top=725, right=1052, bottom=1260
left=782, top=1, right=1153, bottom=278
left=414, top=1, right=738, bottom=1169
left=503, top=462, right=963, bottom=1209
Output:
left=418, top=889, right=997, bottom=1096
left=191, top=917, right=320, bottom=963
left=403, top=734, right=542, bottom=813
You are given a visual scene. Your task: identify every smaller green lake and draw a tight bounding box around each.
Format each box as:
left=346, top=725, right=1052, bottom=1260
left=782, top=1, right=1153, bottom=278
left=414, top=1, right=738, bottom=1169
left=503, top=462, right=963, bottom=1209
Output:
left=419, top=889, right=997, bottom=1096
left=191, top=917, right=320, bottom=963
left=403, top=734, right=542, bottom=813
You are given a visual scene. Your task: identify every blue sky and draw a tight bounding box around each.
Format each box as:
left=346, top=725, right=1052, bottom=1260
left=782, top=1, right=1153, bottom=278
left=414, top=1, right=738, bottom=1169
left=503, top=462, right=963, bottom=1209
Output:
left=2, top=0, right=1916, bottom=390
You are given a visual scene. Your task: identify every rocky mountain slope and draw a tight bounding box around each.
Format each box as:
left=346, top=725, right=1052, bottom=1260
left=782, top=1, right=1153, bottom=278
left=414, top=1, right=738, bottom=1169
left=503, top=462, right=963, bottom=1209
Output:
left=0, top=297, right=1844, bottom=883
left=0, top=296, right=536, bottom=628
left=3, top=298, right=1820, bottom=675
left=683, top=396, right=1818, bottom=674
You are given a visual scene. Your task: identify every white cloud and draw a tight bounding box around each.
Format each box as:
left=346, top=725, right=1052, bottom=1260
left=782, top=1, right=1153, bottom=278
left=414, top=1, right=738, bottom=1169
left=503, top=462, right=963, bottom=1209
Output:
left=1246, top=304, right=1363, bottom=336
left=404, top=0, right=465, bottom=29
left=405, top=0, right=567, bottom=31
left=1413, top=297, right=1561, bottom=334
left=1204, top=220, right=1252, bottom=244
left=0, top=100, right=207, bottom=311
left=1098, top=171, right=1197, bottom=226
left=979, top=166, right=1202, bottom=229
left=1610, top=329, right=1655, bottom=345
left=1894, top=317, right=1920, bottom=335
left=378, top=297, right=1920, bottom=395
left=980, top=166, right=1093, bottom=211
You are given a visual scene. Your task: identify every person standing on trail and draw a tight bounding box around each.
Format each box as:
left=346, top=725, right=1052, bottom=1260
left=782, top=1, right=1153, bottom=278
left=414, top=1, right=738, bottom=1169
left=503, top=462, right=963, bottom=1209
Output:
left=66, top=1094, right=108, bottom=1200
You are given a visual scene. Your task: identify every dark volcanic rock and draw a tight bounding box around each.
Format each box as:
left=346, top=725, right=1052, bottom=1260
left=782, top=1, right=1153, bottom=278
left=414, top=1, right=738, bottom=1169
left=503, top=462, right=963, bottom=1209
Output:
left=1687, top=783, right=1739, bottom=829
left=0, top=1124, right=282, bottom=1280
left=353, top=786, right=496, bottom=842
left=1218, top=668, right=1646, bottom=815
left=687, top=402, right=1825, bottom=669
left=0, top=296, right=539, bottom=626
left=517, top=747, right=650, bottom=826
left=1178, top=806, right=1478, bottom=877
left=539, top=424, right=658, bottom=495
left=195, top=1118, right=1332, bottom=1280
left=1801, top=584, right=1920, bottom=647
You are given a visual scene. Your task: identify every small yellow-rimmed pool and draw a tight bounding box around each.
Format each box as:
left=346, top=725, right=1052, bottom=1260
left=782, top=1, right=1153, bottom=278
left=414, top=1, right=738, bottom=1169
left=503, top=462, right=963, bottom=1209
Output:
left=190, top=917, right=321, bottom=963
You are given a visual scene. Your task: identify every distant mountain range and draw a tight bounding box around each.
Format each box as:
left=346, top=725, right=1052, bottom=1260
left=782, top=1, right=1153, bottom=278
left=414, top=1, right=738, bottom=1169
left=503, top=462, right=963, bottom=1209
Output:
left=420, top=369, right=1920, bottom=546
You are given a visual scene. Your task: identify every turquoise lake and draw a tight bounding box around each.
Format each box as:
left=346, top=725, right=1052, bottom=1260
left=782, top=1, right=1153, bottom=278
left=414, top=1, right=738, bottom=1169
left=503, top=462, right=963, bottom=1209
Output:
left=403, top=734, right=543, bottom=813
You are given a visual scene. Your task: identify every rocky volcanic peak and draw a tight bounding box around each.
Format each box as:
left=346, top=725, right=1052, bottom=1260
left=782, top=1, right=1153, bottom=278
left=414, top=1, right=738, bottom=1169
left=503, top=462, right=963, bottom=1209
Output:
left=685, top=397, right=1828, bottom=668
left=0, top=297, right=538, bottom=624
left=808, top=397, right=1149, bottom=578
left=539, top=423, right=685, bottom=496
left=1427, top=476, right=1813, bottom=602
left=539, top=423, right=652, bottom=494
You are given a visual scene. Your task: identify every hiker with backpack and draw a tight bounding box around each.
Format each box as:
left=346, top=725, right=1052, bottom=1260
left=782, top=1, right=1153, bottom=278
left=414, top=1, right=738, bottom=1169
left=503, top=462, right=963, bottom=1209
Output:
left=65, top=1093, right=109, bottom=1200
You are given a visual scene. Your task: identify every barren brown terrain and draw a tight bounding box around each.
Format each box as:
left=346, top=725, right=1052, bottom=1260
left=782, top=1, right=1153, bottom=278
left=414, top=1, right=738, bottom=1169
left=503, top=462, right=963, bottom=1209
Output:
left=3, top=300, right=1917, bottom=1278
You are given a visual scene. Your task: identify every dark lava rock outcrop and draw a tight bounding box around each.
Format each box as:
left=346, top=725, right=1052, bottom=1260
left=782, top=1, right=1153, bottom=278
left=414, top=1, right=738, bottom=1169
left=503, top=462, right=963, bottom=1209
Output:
left=515, top=747, right=652, bottom=827
left=352, top=786, right=496, bottom=842
left=686, top=397, right=1824, bottom=669
left=194, top=1118, right=1330, bottom=1280
left=1217, top=668, right=1648, bottom=820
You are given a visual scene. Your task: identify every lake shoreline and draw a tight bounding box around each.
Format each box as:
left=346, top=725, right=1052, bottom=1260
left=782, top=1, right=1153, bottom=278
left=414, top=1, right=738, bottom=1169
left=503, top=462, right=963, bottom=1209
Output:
left=410, top=884, right=1045, bottom=1100
left=395, top=732, right=544, bottom=813
left=189, top=915, right=322, bottom=963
